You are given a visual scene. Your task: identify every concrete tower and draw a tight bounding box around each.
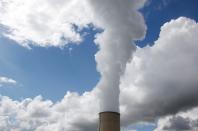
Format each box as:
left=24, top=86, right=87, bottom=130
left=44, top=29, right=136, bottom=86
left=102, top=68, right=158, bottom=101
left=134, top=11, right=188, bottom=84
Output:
left=99, top=111, right=120, bottom=131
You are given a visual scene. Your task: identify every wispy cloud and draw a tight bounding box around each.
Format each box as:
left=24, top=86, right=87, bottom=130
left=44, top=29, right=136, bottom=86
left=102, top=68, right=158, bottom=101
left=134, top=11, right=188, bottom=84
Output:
left=156, top=0, right=172, bottom=10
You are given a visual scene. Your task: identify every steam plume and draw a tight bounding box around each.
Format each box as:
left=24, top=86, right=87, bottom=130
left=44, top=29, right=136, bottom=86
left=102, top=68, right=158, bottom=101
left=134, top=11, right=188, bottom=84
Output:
left=87, top=0, right=147, bottom=112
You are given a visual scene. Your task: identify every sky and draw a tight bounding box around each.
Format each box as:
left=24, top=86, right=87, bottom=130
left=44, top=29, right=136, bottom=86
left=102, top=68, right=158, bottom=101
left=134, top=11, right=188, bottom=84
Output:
left=0, top=26, right=99, bottom=100
left=0, top=0, right=198, bottom=131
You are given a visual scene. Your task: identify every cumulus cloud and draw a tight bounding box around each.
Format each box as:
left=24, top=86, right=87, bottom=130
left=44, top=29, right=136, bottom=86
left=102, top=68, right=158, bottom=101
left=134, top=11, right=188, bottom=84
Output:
left=0, top=76, right=17, bottom=87
left=120, top=17, right=198, bottom=126
left=0, top=90, right=99, bottom=131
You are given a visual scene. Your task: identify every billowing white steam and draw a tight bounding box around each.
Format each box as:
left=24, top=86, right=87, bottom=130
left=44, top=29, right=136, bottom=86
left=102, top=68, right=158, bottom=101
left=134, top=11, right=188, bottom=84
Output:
left=87, top=0, right=147, bottom=112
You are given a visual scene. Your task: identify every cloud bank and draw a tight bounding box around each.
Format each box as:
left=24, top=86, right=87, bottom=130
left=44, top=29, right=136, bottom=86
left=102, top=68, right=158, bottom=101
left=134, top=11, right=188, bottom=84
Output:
left=0, top=17, right=198, bottom=130
left=0, top=91, right=99, bottom=131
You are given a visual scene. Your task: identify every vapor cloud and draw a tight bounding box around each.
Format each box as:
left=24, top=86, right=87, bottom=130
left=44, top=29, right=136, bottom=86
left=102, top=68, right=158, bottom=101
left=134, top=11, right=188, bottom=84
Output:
left=87, top=0, right=146, bottom=112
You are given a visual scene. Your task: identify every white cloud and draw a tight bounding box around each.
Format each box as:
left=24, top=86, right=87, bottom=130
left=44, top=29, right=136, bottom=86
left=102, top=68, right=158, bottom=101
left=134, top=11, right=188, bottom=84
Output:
left=0, top=0, right=93, bottom=48
left=0, top=76, right=17, bottom=87
left=120, top=16, right=198, bottom=126
left=0, top=0, right=146, bottom=48
left=0, top=90, right=99, bottom=131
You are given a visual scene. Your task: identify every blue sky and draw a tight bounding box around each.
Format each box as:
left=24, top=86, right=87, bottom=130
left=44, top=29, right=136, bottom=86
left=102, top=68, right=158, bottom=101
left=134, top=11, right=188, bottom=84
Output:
left=0, top=0, right=198, bottom=130
left=0, top=26, right=100, bottom=100
left=139, top=0, right=198, bottom=47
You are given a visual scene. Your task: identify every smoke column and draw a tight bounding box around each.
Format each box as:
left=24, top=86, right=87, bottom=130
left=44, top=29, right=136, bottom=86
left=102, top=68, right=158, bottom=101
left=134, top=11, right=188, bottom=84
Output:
left=87, top=0, right=147, bottom=112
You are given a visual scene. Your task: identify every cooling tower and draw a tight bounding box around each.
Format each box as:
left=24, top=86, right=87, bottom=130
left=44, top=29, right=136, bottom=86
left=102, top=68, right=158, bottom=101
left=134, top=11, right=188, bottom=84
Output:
left=99, top=111, right=120, bottom=131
